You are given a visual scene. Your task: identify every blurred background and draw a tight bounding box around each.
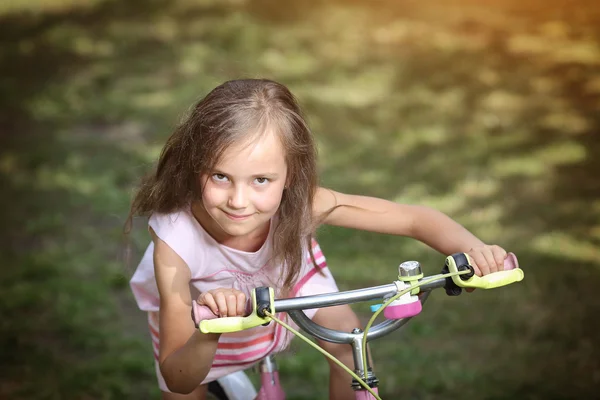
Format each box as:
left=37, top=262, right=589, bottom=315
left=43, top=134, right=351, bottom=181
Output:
left=1, top=0, right=599, bottom=399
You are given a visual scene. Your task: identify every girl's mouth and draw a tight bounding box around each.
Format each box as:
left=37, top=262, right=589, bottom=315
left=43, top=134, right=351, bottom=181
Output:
left=223, top=211, right=252, bottom=221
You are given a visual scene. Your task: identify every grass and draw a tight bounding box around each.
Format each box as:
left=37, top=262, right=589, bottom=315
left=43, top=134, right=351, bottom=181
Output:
left=1, top=0, right=600, bottom=399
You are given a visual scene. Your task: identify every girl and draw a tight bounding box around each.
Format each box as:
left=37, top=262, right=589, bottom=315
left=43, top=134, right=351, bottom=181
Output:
left=127, top=79, right=508, bottom=400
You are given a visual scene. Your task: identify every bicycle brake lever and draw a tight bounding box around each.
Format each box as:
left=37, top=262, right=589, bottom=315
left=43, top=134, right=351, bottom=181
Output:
left=195, top=287, right=275, bottom=334
left=445, top=252, right=524, bottom=289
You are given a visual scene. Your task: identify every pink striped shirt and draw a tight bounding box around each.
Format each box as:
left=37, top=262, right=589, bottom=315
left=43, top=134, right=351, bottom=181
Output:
left=129, top=208, right=338, bottom=388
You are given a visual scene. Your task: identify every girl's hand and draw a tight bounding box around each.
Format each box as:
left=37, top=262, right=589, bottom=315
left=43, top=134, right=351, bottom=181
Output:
left=197, top=288, right=246, bottom=318
left=466, top=244, right=508, bottom=276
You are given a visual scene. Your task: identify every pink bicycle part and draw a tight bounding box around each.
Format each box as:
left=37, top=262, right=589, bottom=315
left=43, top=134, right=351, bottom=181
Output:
left=355, top=386, right=379, bottom=400
left=383, top=299, right=422, bottom=319
left=256, top=370, right=285, bottom=400
left=504, top=252, right=518, bottom=270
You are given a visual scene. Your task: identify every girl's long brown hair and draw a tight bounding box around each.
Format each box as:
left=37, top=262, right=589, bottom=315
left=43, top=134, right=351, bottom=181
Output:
left=124, top=79, right=319, bottom=294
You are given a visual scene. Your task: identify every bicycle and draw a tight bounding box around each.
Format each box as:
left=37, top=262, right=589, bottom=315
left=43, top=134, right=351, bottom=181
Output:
left=192, top=252, right=525, bottom=400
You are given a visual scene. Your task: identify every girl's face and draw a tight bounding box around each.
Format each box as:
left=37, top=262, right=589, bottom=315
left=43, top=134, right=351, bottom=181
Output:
left=198, top=129, right=288, bottom=244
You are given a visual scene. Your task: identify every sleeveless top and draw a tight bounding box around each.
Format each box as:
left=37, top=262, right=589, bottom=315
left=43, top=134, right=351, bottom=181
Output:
left=129, top=208, right=338, bottom=383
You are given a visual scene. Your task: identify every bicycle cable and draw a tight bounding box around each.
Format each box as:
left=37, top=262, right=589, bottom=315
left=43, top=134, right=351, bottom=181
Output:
left=265, top=310, right=383, bottom=400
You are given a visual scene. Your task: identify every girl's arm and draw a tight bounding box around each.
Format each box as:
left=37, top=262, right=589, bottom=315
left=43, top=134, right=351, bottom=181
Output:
left=151, top=228, right=220, bottom=394
left=314, top=187, right=507, bottom=275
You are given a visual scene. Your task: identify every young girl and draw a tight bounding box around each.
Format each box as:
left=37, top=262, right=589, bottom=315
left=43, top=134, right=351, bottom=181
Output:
left=127, top=79, right=508, bottom=400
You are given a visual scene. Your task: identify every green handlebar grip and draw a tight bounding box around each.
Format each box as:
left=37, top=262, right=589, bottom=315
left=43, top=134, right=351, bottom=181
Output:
left=446, top=253, right=524, bottom=289
left=199, top=287, right=275, bottom=334
left=199, top=314, right=267, bottom=333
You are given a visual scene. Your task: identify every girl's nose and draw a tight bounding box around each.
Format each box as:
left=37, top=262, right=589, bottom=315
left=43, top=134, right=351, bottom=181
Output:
left=228, top=185, right=248, bottom=209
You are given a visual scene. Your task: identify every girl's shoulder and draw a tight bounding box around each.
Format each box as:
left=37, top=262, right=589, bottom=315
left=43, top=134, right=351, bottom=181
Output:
left=149, top=209, right=197, bottom=236
left=313, top=187, right=339, bottom=223
left=149, top=208, right=210, bottom=269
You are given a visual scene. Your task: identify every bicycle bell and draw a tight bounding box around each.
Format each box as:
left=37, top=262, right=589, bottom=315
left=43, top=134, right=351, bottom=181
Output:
left=398, top=261, right=423, bottom=281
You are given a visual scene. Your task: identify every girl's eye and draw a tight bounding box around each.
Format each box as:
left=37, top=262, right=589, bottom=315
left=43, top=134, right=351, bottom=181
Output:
left=212, top=174, right=228, bottom=182
left=254, top=177, right=269, bottom=185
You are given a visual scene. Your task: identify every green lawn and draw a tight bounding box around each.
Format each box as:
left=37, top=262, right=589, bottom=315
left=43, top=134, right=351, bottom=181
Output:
left=1, top=0, right=599, bottom=399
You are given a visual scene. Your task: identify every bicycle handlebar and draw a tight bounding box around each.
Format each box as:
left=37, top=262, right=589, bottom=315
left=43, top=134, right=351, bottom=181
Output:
left=192, top=252, right=524, bottom=336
